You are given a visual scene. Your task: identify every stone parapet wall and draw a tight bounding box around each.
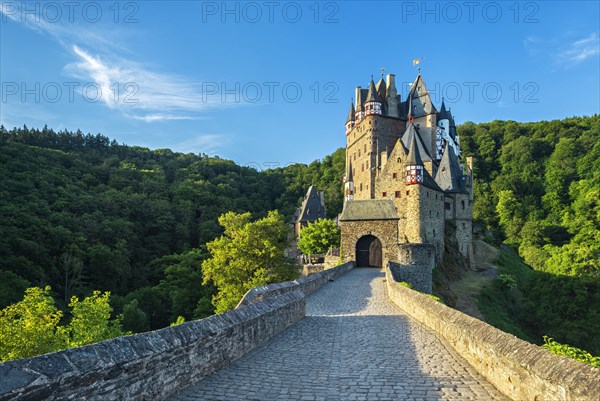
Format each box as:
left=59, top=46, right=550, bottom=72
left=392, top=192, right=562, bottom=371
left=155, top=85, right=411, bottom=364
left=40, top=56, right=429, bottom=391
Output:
left=1, top=294, right=307, bottom=401
left=0, top=262, right=355, bottom=401
left=388, top=243, right=434, bottom=293
left=237, top=261, right=354, bottom=307
left=384, top=267, right=600, bottom=401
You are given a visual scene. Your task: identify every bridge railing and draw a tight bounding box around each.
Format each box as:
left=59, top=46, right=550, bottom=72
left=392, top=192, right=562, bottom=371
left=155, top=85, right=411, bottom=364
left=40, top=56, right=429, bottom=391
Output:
left=0, top=261, right=354, bottom=401
left=237, top=261, right=354, bottom=307
left=384, top=264, right=600, bottom=401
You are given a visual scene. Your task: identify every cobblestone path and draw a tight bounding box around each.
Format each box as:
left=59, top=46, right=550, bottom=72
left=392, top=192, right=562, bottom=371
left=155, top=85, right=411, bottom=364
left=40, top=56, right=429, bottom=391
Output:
left=173, top=268, right=508, bottom=401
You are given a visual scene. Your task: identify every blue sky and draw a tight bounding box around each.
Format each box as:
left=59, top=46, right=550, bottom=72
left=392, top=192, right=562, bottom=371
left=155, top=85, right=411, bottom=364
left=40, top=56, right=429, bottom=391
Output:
left=1, top=1, right=599, bottom=168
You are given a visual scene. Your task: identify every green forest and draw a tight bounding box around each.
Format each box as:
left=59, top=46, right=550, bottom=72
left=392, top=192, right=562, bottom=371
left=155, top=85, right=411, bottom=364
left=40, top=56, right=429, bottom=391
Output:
left=0, top=125, right=344, bottom=337
left=0, top=115, right=598, bottom=358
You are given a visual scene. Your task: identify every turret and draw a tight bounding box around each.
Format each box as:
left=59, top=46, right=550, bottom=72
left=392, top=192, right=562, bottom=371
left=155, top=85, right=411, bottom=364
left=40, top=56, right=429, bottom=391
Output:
left=345, top=161, right=355, bottom=201
left=346, top=101, right=355, bottom=135
left=355, top=86, right=364, bottom=122
left=385, top=74, right=399, bottom=118
left=436, top=98, right=451, bottom=160
left=405, top=129, right=424, bottom=185
left=364, top=77, right=382, bottom=116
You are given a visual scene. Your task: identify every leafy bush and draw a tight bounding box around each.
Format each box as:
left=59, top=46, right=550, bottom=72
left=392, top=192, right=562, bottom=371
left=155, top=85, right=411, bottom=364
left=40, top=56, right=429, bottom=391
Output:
left=542, top=336, right=600, bottom=368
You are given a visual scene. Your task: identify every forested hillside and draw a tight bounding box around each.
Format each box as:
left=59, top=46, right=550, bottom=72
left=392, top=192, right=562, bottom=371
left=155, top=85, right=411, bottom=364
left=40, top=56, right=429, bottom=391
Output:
left=458, top=115, right=600, bottom=354
left=0, top=125, right=344, bottom=331
left=1, top=116, right=598, bottom=355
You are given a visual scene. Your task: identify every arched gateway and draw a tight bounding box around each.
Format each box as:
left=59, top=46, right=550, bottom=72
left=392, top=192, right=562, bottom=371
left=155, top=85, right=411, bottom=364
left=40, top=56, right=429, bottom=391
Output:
left=356, top=235, right=382, bottom=267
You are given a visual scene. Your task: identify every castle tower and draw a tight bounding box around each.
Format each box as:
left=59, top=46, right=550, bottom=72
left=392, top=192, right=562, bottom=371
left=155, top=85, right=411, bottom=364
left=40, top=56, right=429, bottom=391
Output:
left=405, top=132, right=424, bottom=185
left=346, top=102, right=356, bottom=135
left=364, top=77, right=383, bottom=116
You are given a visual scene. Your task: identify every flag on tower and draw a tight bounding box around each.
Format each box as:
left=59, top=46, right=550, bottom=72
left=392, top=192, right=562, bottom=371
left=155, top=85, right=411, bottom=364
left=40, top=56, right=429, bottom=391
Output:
left=412, top=57, right=424, bottom=66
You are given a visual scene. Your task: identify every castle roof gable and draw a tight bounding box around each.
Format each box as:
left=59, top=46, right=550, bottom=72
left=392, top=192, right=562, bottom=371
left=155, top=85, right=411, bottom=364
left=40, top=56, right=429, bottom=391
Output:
left=435, top=142, right=467, bottom=193
left=339, top=199, right=398, bottom=221
left=296, top=185, right=326, bottom=223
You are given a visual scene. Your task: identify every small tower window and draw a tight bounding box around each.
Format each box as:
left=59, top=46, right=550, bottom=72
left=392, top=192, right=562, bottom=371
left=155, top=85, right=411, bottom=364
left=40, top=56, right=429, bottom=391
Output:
left=382, top=192, right=387, bottom=197
left=461, top=200, right=465, bottom=210
left=445, top=202, right=451, bottom=210
left=393, top=172, right=397, bottom=179
left=395, top=191, right=401, bottom=198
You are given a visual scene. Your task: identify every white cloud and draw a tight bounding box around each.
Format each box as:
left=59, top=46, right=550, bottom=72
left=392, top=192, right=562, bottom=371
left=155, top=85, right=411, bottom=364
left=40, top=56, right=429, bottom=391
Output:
left=557, top=33, right=600, bottom=65
left=64, top=45, right=223, bottom=121
left=1, top=3, right=229, bottom=122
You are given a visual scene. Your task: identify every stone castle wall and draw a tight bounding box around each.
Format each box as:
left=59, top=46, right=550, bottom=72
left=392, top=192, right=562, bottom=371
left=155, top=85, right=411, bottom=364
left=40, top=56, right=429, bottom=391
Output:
left=0, top=264, right=354, bottom=401
left=390, top=243, right=435, bottom=293
left=385, top=267, right=600, bottom=401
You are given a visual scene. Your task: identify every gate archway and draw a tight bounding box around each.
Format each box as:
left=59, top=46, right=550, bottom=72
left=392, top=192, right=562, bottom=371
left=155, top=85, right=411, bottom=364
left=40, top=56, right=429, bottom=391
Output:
left=355, top=235, right=382, bottom=268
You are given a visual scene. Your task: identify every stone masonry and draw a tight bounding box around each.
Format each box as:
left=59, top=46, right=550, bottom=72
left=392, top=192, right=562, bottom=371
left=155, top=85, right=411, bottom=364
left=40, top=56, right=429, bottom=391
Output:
left=173, top=268, right=509, bottom=401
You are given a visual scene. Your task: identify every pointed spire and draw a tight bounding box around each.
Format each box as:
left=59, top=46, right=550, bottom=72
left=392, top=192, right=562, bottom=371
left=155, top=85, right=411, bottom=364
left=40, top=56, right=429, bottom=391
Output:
left=366, top=76, right=380, bottom=102
left=435, top=141, right=467, bottom=193
left=438, top=97, right=450, bottom=120
left=346, top=101, right=355, bottom=122
left=406, top=125, right=423, bottom=166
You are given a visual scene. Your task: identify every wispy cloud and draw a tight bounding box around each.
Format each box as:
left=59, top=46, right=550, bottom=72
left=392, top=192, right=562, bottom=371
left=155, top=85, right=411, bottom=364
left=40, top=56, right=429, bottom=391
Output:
left=64, top=45, right=222, bottom=121
left=1, top=3, right=226, bottom=122
left=525, top=32, right=600, bottom=68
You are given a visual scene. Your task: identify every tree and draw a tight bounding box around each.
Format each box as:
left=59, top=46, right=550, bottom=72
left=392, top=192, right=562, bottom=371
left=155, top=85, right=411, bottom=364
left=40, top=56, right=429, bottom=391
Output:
left=202, top=211, right=298, bottom=313
left=66, top=291, right=123, bottom=347
left=297, top=218, right=340, bottom=257
left=121, top=299, right=148, bottom=333
left=0, top=286, right=66, bottom=362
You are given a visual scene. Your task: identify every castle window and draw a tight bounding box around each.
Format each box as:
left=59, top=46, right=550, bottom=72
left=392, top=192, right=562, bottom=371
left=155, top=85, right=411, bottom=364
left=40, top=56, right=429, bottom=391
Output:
left=358, top=149, right=361, bottom=157
left=366, top=161, right=369, bottom=169
left=393, top=172, right=397, bottom=179
left=445, top=202, right=451, bottom=210
left=364, top=144, right=367, bottom=152
left=397, top=157, right=401, bottom=163
left=461, top=200, right=465, bottom=210
left=382, top=192, right=387, bottom=197
left=435, top=194, right=438, bottom=199
left=360, top=183, right=363, bottom=191
left=463, top=223, right=466, bottom=228
left=395, top=191, right=401, bottom=198
left=406, top=190, right=410, bottom=196
left=427, top=191, right=429, bottom=197
left=361, top=164, right=364, bottom=172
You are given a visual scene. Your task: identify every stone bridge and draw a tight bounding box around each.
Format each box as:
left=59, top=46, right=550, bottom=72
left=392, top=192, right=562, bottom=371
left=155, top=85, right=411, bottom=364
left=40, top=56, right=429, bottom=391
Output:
left=174, top=268, right=506, bottom=401
left=1, top=264, right=598, bottom=401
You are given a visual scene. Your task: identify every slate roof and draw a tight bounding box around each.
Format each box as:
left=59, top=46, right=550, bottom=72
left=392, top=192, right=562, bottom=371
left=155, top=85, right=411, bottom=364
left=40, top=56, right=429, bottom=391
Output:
left=435, top=142, right=467, bottom=193
left=339, top=199, right=399, bottom=221
left=401, top=124, right=433, bottom=162
left=366, top=78, right=380, bottom=102
left=347, top=102, right=355, bottom=122
left=296, top=185, right=326, bottom=223
left=438, top=99, right=450, bottom=120
left=406, top=131, right=423, bottom=166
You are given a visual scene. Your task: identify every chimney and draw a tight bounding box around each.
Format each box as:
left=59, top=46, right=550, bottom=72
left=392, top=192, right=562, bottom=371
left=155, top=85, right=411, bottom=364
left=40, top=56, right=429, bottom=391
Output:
left=355, top=86, right=362, bottom=108
left=385, top=74, right=399, bottom=117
